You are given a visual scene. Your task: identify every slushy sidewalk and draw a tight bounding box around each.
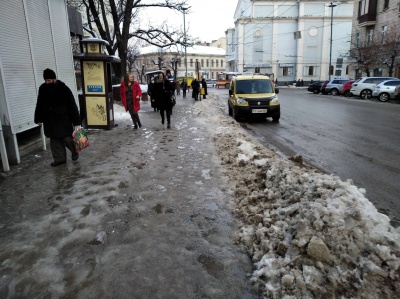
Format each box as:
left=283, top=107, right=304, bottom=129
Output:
left=0, top=95, right=256, bottom=298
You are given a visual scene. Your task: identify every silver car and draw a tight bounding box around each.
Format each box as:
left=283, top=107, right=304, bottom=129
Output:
left=372, top=80, right=400, bottom=102
left=325, top=78, right=351, bottom=96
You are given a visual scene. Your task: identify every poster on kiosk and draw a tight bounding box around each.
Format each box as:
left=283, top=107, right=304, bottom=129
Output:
left=75, top=38, right=120, bottom=130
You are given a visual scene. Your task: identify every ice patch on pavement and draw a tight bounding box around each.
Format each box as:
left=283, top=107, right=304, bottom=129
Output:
left=201, top=169, right=211, bottom=180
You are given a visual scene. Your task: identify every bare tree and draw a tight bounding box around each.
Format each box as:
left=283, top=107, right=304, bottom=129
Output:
left=377, top=26, right=400, bottom=77
left=80, top=0, right=191, bottom=79
left=349, top=33, right=380, bottom=77
left=126, top=44, right=140, bottom=73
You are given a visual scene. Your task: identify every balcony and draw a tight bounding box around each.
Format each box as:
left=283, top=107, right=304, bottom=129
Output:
left=357, top=0, right=377, bottom=27
left=358, top=13, right=376, bottom=26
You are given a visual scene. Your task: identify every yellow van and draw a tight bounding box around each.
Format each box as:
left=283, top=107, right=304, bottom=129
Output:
left=228, top=74, right=280, bottom=122
left=177, top=76, right=194, bottom=87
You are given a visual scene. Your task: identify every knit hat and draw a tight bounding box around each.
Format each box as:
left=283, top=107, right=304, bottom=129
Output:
left=43, top=68, right=56, bottom=80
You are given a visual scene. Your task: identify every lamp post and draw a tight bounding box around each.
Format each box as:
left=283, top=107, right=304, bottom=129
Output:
left=182, top=7, right=188, bottom=84
left=328, top=2, right=337, bottom=81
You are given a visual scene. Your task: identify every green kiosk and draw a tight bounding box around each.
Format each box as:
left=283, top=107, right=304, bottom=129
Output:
left=74, top=38, right=120, bottom=130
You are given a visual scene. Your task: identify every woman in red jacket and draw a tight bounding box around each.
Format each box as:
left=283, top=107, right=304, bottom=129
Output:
left=120, top=73, right=142, bottom=129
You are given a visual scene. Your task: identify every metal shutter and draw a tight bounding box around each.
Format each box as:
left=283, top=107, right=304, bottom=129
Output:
left=49, top=0, right=78, bottom=101
left=25, top=0, right=57, bottom=86
left=0, top=0, right=37, bottom=133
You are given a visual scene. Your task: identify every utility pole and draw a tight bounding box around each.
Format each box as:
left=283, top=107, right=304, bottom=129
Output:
left=328, top=2, right=338, bottom=81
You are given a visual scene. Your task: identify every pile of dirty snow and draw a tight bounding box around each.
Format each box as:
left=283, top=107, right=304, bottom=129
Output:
left=193, top=97, right=400, bottom=298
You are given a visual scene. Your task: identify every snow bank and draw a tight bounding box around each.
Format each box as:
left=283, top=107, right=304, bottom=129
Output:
left=193, top=97, right=400, bottom=298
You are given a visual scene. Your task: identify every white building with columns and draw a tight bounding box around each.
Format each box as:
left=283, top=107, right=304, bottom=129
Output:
left=226, top=0, right=354, bottom=84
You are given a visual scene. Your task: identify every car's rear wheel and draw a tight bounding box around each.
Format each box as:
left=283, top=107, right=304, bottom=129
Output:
left=378, top=93, right=390, bottom=102
left=313, top=89, right=319, bottom=94
left=331, top=88, right=339, bottom=96
left=344, top=90, right=352, bottom=97
left=360, top=89, right=372, bottom=99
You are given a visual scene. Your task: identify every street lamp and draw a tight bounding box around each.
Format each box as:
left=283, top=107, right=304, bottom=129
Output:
left=328, top=2, right=338, bottom=81
left=182, top=7, right=189, bottom=84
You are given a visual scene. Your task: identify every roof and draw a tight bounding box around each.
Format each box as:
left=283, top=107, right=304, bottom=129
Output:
left=139, top=45, right=226, bottom=56
left=235, top=74, right=272, bottom=80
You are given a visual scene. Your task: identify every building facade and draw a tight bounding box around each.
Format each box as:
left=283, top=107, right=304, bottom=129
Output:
left=349, top=0, right=400, bottom=78
left=226, top=0, right=354, bottom=83
left=136, top=45, right=226, bottom=81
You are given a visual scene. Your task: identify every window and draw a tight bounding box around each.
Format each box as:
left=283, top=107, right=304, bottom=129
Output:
left=201, top=59, right=204, bottom=67
left=283, top=67, right=289, bottom=76
left=367, top=29, right=374, bottom=44
left=329, top=65, right=334, bottom=76
left=216, top=60, right=219, bottom=67
left=211, top=72, right=214, bottom=79
left=206, top=59, right=209, bottom=67
left=356, top=32, right=360, bottom=48
left=308, top=66, right=315, bottom=76
left=384, top=0, right=389, bottom=9
left=221, top=60, right=223, bottom=67
left=335, top=70, right=342, bottom=76
left=212, top=60, right=214, bottom=67
left=255, top=67, right=260, bottom=73
left=381, top=25, right=387, bottom=43
left=190, top=59, right=193, bottom=67
left=346, top=65, right=349, bottom=75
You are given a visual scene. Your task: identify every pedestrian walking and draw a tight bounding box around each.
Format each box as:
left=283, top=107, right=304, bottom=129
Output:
left=34, top=68, right=81, bottom=167
left=176, top=80, right=181, bottom=95
left=181, top=79, right=188, bottom=98
left=201, top=78, right=207, bottom=99
left=152, top=72, right=174, bottom=129
left=120, top=73, right=142, bottom=129
left=192, top=78, right=200, bottom=101
left=149, top=78, right=158, bottom=112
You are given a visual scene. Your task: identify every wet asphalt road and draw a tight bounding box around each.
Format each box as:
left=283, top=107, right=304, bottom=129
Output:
left=214, top=87, right=400, bottom=227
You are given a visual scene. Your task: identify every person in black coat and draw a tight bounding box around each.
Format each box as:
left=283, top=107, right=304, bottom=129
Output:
left=201, top=78, right=208, bottom=99
left=191, top=78, right=200, bottom=101
left=152, top=72, right=174, bottom=129
left=34, top=68, right=81, bottom=166
left=181, top=79, right=188, bottom=98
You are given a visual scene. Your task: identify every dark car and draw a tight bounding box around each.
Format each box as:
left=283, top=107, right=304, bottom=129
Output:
left=320, top=80, right=330, bottom=94
left=307, top=81, right=324, bottom=94
left=340, top=80, right=355, bottom=97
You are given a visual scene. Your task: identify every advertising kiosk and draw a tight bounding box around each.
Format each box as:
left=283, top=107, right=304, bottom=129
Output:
left=74, top=38, right=120, bottom=130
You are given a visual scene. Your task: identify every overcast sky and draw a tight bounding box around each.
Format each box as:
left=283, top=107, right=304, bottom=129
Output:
left=141, top=0, right=237, bottom=43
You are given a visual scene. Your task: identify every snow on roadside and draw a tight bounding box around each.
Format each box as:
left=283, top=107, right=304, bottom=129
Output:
left=193, top=97, right=400, bottom=298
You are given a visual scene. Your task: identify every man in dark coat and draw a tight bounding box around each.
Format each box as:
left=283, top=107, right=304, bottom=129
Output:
left=34, top=68, right=81, bottom=166
left=152, top=72, right=174, bottom=128
left=201, top=78, right=208, bottom=99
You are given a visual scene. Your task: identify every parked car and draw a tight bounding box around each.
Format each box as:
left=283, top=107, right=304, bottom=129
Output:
left=206, top=79, right=216, bottom=88
left=320, top=80, right=330, bottom=95
left=340, top=80, right=355, bottom=97
left=395, top=85, right=400, bottom=99
left=307, top=81, right=324, bottom=94
left=325, top=78, right=351, bottom=96
left=350, top=77, right=399, bottom=99
left=371, top=80, right=400, bottom=102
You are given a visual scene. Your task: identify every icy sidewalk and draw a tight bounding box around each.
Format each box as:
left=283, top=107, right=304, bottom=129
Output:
left=0, top=98, right=256, bottom=298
